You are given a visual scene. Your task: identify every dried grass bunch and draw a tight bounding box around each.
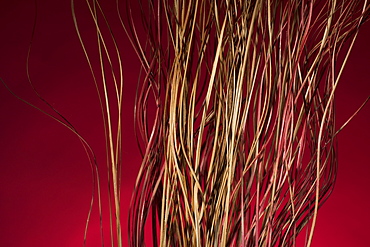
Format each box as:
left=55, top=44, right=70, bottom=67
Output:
left=3, top=0, right=369, bottom=246
left=126, top=0, right=369, bottom=246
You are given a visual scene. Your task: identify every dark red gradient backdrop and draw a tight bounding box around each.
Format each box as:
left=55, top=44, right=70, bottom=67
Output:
left=0, top=1, right=369, bottom=246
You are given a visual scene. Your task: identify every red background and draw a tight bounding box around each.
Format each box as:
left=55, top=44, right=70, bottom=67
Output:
left=0, top=1, right=369, bottom=246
